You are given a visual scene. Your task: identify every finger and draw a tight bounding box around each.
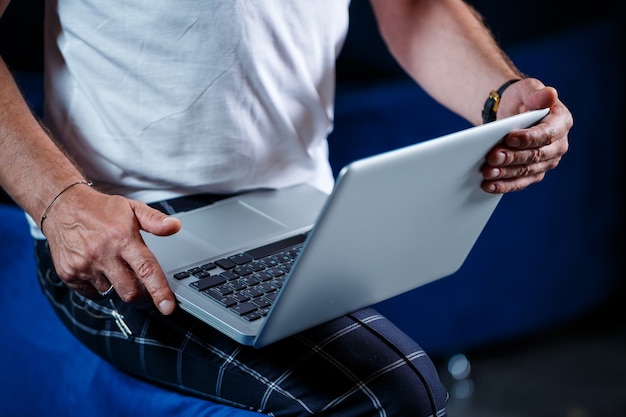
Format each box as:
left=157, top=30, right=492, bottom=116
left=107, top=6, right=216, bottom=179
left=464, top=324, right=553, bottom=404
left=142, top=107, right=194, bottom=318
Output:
left=65, top=273, right=115, bottom=299
left=503, top=103, right=572, bottom=151
left=483, top=154, right=561, bottom=182
left=523, top=85, right=559, bottom=113
left=503, top=125, right=557, bottom=150
left=130, top=200, right=182, bottom=236
left=482, top=172, right=546, bottom=194
left=103, top=261, right=149, bottom=303
left=66, top=281, right=100, bottom=299
left=94, top=274, right=115, bottom=297
left=123, top=244, right=176, bottom=315
left=485, top=142, right=564, bottom=176
left=60, top=267, right=106, bottom=298
left=97, top=283, right=115, bottom=298
left=504, top=146, right=564, bottom=169
left=496, top=79, right=555, bottom=119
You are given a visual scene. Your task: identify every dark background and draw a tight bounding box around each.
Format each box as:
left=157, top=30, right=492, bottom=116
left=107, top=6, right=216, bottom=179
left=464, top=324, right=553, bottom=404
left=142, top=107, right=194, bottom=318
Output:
left=1, top=0, right=624, bottom=203
left=0, top=0, right=622, bottom=73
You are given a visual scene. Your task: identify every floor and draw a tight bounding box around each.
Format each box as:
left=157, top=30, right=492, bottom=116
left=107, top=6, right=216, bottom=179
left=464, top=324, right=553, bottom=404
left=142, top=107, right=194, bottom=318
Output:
left=434, top=286, right=626, bottom=417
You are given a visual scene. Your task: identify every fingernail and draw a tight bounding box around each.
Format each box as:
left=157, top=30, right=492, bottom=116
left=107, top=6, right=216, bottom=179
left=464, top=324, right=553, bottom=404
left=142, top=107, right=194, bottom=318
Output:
left=485, top=167, right=500, bottom=179
left=494, top=151, right=506, bottom=165
left=163, top=216, right=182, bottom=229
left=159, top=299, right=176, bottom=315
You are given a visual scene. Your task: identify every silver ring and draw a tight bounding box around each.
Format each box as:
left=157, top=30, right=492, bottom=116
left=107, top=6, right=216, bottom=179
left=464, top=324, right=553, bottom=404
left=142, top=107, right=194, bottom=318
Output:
left=98, top=284, right=115, bottom=297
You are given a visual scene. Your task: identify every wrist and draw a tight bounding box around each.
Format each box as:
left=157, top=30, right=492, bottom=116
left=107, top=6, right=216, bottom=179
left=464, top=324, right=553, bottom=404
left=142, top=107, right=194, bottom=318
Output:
left=40, top=180, right=93, bottom=234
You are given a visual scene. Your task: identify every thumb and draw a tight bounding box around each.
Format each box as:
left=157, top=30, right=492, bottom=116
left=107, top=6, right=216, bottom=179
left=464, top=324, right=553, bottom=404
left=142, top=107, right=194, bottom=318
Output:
left=131, top=200, right=182, bottom=236
left=525, top=85, right=559, bottom=111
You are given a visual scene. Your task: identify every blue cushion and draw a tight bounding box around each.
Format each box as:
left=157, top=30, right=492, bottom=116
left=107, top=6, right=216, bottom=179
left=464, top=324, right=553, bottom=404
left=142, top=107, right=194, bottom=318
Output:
left=0, top=204, right=263, bottom=417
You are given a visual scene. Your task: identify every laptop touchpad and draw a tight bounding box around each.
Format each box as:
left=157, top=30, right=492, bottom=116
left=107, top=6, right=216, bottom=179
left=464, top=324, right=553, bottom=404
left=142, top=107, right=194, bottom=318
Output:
left=180, top=199, right=286, bottom=249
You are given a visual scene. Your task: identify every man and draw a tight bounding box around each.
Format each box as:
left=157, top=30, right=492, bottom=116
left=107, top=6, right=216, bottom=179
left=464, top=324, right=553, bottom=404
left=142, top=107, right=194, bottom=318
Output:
left=0, top=0, right=572, bottom=415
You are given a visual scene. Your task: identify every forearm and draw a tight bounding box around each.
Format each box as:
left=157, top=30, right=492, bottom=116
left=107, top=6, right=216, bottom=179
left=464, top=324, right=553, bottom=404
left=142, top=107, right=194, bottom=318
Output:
left=370, top=0, right=522, bottom=125
left=0, top=58, right=86, bottom=222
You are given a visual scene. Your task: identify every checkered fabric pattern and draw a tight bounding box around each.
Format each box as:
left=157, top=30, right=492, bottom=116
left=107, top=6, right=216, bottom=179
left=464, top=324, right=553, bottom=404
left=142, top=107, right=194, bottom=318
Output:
left=36, top=238, right=447, bottom=417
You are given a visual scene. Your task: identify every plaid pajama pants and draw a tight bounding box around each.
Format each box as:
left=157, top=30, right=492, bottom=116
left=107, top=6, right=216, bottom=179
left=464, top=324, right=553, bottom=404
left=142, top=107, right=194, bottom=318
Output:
left=34, top=195, right=448, bottom=416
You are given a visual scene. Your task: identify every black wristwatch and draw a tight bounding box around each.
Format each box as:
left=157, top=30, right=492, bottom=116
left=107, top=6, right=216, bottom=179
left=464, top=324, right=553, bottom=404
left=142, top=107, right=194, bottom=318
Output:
left=481, top=79, right=521, bottom=124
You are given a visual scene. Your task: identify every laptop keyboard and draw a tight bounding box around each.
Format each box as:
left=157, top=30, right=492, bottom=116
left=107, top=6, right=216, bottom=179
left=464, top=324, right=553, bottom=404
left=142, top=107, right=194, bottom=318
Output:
left=172, top=234, right=307, bottom=322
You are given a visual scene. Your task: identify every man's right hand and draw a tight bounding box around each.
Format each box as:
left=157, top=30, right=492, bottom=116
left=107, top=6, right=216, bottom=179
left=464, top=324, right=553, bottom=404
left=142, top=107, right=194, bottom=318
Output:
left=42, top=184, right=182, bottom=315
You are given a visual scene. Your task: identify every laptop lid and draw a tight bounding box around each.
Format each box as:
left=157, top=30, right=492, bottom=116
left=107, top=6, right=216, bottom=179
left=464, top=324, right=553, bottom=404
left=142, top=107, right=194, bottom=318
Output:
left=144, top=108, right=550, bottom=348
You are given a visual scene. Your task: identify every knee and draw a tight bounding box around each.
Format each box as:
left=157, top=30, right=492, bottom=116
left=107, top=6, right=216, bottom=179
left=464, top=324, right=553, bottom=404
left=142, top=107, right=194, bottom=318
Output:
left=379, top=356, right=449, bottom=416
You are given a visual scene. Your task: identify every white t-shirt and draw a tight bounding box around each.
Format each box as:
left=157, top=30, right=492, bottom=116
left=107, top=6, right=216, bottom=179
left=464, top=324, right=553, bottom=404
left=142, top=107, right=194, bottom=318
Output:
left=29, top=0, right=350, bottom=238
left=42, top=0, right=350, bottom=202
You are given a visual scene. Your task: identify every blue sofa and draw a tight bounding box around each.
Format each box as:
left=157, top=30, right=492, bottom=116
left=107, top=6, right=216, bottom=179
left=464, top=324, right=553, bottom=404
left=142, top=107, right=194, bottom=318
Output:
left=0, top=204, right=264, bottom=417
left=1, top=15, right=622, bottom=417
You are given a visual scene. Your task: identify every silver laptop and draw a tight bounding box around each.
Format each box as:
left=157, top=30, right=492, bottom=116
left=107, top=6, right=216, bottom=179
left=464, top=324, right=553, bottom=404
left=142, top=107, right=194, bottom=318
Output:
left=143, top=108, right=549, bottom=348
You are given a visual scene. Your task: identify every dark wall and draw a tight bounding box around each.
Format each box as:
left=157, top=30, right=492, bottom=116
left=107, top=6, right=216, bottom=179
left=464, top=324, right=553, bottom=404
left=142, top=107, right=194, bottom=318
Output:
left=0, top=0, right=44, bottom=71
left=336, top=0, right=622, bottom=82
left=1, top=0, right=622, bottom=74
left=0, top=0, right=44, bottom=205
left=1, top=0, right=624, bottom=205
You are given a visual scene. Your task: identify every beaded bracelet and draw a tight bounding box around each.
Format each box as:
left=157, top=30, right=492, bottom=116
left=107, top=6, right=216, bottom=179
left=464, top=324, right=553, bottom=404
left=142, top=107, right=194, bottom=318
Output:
left=40, top=180, right=93, bottom=232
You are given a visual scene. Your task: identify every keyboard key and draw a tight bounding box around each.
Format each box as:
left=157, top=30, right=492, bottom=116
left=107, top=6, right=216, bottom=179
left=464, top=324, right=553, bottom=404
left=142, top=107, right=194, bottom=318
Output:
left=193, top=270, right=211, bottom=278
left=267, top=266, right=286, bottom=277
left=228, top=253, right=253, bottom=265
left=243, top=287, right=263, bottom=299
left=253, top=271, right=273, bottom=282
left=201, top=262, right=217, bottom=270
left=213, top=284, right=233, bottom=296
left=249, top=261, right=266, bottom=272
left=220, top=270, right=239, bottom=280
left=194, top=275, right=227, bottom=291
left=215, top=258, right=236, bottom=270
left=241, top=275, right=261, bottom=286
left=173, top=271, right=191, bottom=280
left=269, top=278, right=285, bottom=290
left=245, top=234, right=307, bottom=259
left=203, top=291, right=237, bottom=307
left=259, top=257, right=279, bottom=268
left=273, top=253, right=292, bottom=263
left=251, top=297, right=271, bottom=309
left=230, top=302, right=258, bottom=316
left=242, top=311, right=263, bottom=322
left=229, top=280, right=247, bottom=291
left=258, top=282, right=276, bottom=293
left=231, top=292, right=250, bottom=303
left=234, top=265, right=255, bottom=276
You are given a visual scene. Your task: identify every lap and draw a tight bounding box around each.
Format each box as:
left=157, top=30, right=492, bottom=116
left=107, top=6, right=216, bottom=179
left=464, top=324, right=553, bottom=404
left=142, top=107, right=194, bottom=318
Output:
left=35, top=239, right=447, bottom=416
